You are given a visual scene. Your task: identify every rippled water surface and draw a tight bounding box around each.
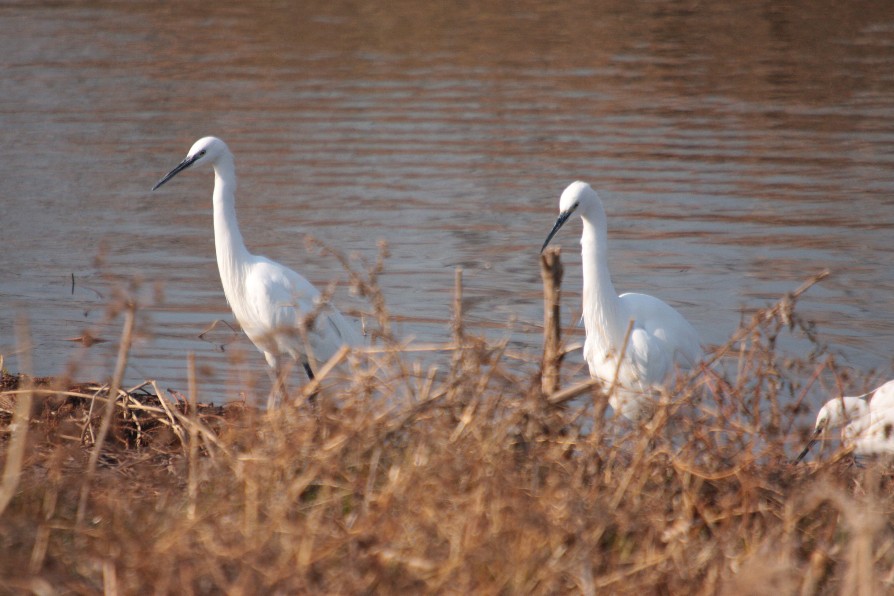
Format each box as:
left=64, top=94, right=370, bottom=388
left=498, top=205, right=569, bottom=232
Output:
left=2, top=1, right=893, bottom=402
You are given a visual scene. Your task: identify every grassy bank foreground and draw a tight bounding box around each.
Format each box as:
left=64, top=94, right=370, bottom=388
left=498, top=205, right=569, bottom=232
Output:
left=1, top=262, right=893, bottom=594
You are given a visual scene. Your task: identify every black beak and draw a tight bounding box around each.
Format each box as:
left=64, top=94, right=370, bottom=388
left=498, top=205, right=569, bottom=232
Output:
left=152, top=153, right=201, bottom=191
left=793, top=426, right=824, bottom=463
left=541, top=209, right=574, bottom=253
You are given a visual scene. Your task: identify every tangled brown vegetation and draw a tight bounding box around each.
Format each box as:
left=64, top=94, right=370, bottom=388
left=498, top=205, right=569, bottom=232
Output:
left=1, top=251, right=893, bottom=595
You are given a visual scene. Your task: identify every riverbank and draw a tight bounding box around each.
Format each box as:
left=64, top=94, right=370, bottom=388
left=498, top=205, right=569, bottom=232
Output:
left=1, top=270, right=892, bottom=593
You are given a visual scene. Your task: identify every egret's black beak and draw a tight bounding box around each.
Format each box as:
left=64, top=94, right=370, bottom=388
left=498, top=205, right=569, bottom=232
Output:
left=152, top=153, right=201, bottom=191
left=793, top=425, right=824, bottom=463
left=541, top=209, right=574, bottom=253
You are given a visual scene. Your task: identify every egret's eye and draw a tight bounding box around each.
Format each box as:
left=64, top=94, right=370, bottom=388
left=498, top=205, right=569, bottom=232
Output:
left=198, top=149, right=207, bottom=157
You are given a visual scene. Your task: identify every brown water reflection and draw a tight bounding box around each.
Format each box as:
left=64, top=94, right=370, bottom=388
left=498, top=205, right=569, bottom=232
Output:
left=1, top=0, right=893, bottom=403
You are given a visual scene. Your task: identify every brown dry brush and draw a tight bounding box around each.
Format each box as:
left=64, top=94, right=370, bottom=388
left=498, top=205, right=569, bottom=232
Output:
left=1, top=254, right=893, bottom=595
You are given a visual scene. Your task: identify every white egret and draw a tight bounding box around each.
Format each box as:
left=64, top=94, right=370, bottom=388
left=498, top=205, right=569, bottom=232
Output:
left=795, top=379, right=894, bottom=461
left=541, top=181, right=702, bottom=420
left=152, top=137, right=361, bottom=396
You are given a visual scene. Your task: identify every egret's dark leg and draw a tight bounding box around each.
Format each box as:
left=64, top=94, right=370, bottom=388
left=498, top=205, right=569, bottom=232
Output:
left=303, top=360, right=320, bottom=406
left=303, top=362, right=315, bottom=380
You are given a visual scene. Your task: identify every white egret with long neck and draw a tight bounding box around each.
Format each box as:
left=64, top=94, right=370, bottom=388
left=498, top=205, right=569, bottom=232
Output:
left=541, top=181, right=702, bottom=420
left=152, top=136, right=361, bottom=395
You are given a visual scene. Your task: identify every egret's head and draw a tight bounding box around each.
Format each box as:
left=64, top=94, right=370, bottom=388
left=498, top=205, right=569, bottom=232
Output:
left=540, top=181, right=599, bottom=253
left=795, top=395, right=870, bottom=463
left=152, top=136, right=228, bottom=191
left=815, top=396, right=869, bottom=432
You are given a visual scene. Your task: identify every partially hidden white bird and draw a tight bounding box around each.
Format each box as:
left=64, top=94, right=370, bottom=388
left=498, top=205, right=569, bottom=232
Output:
left=541, top=181, right=702, bottom=420
left=152, top=137, right=361, bottom=396
left=795, top=379, right=894, bottom=462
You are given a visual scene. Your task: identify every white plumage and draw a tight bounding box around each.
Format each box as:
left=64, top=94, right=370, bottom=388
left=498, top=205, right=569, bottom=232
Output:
left=796, top=379, right=894, bottom=461
left=541, top=181, right=702, bottom=420
left=152, top=136, right=361, bottom=387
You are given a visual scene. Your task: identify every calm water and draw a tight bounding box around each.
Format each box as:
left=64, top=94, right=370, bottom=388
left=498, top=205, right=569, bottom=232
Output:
left=2, top=1, right=893, bottom=403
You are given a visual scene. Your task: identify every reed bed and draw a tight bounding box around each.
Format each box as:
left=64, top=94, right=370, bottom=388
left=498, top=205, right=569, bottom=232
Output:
left=1, top=251, right=892, bottom=595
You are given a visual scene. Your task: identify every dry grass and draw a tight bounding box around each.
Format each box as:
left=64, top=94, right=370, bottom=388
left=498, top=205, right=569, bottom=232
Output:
left=1, top=254, right=893, bottom=595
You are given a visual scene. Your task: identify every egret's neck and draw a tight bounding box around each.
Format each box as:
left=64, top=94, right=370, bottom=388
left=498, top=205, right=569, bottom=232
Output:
left=211, top=154, right=251, bottom=295
left=580, top=213, right=624, bottom=346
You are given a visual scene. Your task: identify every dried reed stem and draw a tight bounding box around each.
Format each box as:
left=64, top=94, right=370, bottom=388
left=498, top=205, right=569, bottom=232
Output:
left=452, top=267, right=464, bottom=347
left=187, top=352, right=198, bottom=521
left=547, top=378, right=602, bottom=407
left=702, top=269, right=830, bottom=370
left=300, top=344, right=351, bottom=401
left=150, top=380, right=187, bottom=452
left=76, top=301, right=136, bottom=526
left=0, top=316, right=34, bottom=517
left=539, top=247, right=563, bottom=398
left=606, top=318, right=635, bottom=403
